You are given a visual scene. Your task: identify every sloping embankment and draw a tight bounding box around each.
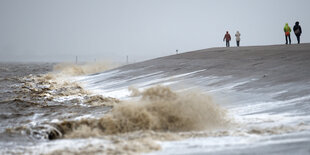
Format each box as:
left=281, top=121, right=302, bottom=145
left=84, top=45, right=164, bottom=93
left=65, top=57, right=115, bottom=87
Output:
left=92, top=43, right=310, bottom=101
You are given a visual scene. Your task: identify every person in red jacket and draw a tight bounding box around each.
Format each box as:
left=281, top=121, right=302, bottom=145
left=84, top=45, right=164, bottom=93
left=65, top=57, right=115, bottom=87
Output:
left=223, top=31, right=231, bottom=47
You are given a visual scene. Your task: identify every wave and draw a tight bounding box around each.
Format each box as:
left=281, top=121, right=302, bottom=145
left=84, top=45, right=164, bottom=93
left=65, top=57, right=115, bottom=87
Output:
left=46, top=86, right=229, bottom=139
left=52, top=62, right=118, bottom=76
left=14, top=65, right=120, bottom=107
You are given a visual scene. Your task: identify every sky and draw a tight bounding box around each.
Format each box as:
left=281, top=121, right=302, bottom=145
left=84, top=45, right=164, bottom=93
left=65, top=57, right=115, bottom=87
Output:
left=0, top=0, right=309, bottom=63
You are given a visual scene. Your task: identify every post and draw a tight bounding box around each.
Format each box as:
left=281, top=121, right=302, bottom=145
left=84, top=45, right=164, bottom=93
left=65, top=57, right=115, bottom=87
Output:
left=176, top=49, right=178, bottom=54
left=75, top=56, right=78, bottom=64
left=126, top=55, right=129, bottom=64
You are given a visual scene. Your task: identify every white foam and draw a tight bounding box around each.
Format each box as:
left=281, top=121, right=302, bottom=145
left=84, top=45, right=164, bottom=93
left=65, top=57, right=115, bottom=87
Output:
left=80, top=70, right=209, bottom=99
left=231, top=95, right=310, bottom=115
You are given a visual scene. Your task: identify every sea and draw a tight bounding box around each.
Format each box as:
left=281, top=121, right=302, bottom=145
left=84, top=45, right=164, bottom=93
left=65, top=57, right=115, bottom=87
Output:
left=0, top=61, right=310, bottom=155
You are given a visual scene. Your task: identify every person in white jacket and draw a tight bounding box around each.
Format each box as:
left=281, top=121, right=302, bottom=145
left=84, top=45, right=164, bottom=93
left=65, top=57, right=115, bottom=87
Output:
left=235, top=31, right=241, bottom=47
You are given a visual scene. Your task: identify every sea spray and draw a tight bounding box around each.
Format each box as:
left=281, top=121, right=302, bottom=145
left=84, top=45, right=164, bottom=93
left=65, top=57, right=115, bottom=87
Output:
left=15, top=62, right=119, bottom=106
left=49, top=86, right=229, bottom=139
left=53, top=62, right=118, bottom=76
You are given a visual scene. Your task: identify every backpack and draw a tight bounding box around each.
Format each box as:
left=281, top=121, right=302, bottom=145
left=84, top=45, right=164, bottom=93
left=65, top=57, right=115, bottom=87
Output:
left=284, top=26, right=290, bottom=36
left=294, top=29, right=300, bottom=35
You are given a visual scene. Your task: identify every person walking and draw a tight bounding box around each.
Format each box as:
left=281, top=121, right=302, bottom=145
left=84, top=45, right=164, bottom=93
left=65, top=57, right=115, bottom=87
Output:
left=284, top=23, right=291, bottom=44
left=293, top=21, right=302, bottom=44
left=223, top=31, right=231, bottom=47
left=235, top=31, right=241, bottom=47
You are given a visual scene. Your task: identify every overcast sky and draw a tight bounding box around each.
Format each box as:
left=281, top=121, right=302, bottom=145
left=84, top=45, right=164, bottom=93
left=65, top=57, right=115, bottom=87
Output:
left=0, top=0, right=309, bottom=63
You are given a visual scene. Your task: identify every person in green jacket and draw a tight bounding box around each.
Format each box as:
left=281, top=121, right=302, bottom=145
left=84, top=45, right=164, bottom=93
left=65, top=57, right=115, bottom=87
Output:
left=284, top=23, right=291, bottom=44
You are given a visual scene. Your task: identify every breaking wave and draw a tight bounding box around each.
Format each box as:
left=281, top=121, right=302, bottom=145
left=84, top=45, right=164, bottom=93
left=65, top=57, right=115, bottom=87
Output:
left=48, top=86, right=229, bottom=139
left=52, top=62, right=118, bottom=76
left=13, top=62, right=119, bottom=106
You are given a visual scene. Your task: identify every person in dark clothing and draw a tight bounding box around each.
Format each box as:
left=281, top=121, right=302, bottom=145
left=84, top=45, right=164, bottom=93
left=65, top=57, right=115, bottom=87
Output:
left=223, top=31, right=231, bottom=47
left=293, top=21, right=302, bottom=44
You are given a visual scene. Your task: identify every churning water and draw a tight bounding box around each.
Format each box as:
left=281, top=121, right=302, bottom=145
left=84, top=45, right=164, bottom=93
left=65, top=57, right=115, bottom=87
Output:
left=1, top=62, right=310, bottom=155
